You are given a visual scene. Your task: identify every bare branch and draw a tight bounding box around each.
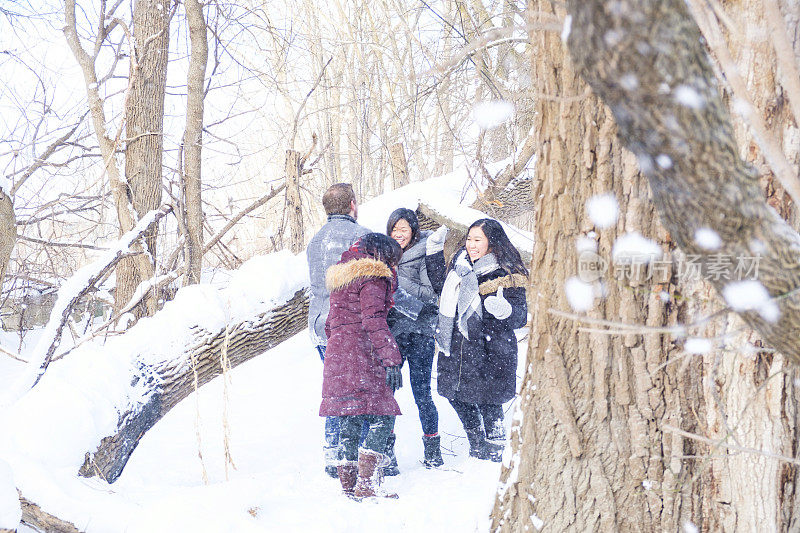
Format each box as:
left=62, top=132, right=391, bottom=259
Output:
left=290, top=57, right=332, bottom=151
left=16, top=234, right=109, bottom=251
left=10, top=112, right=87, bottom=196
left=31, top=205, right=173, bottom=387
left=203, top=184, right=286, bottom=255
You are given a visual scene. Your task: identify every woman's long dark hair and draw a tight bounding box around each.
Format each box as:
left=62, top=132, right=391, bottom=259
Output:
left=358, top=232, right=403, bottom=268
left=386, top=208, right=420, bottom=250
left=467, top=218, right=528, bottom=276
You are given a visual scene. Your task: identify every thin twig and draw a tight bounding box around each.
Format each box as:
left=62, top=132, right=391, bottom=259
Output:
left=549, top=308, right=686, bottom=334
left=663, top=424, right=800, bottom=466
left=290, top=57, right=332, bottom=151
left=17, top=235, right=109, bottom=251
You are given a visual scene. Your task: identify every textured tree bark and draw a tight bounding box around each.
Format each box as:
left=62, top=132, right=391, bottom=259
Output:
left=470, top=129, right=536, bottom=220
left=119, top=0, right=171, bottom=316
left=63, top=1, right=155, bottom=319
left=490, top=1, right=686, bottom=530
left=566, top=0, right=800, bottom=361
left=183, top=0, right=208, bottom=286
left=284, top=150, right=305, bottom=254
left=19, top=493, right=80, bottom=532
left=687, top=1, right=800, bottom=529
left=0, top=191, right=16, bottom=288
left=79, top=289, right=309, bottom=483
left=492, top=0, right=800, bottom=531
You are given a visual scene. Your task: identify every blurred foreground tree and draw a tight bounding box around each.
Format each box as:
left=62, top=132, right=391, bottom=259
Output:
left=492, top=0, right=800, bottom=531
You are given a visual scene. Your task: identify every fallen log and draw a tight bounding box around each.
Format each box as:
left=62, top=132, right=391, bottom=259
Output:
left=417, top=202, right=532, bottom=265
left=79, top=288, right=309, bottom=483
left=19, top=492, right=81, bottom=533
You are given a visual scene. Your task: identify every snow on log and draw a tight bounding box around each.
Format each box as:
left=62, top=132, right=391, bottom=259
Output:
left=0, top=250, right=308, bottom=490
left=19, top=493, right=80, bottom=533
left=417, top=201, right=533, bottom=264
left=79, top=288, right=309, bottom=482
left=78, top=252, right=310, bottom=483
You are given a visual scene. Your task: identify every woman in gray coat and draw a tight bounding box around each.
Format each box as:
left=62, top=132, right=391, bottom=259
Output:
left=386, top=208, right=444, bottom=467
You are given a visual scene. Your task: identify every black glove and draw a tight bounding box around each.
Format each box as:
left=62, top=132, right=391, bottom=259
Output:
left=385, top=365, right=402, bottom=392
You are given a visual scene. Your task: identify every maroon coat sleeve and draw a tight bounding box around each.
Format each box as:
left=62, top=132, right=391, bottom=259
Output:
left=359, top=278, right=402, bottom=367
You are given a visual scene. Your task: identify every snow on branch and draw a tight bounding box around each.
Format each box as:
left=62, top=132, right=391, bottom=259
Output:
left=0, top=205, right=173, bottom=407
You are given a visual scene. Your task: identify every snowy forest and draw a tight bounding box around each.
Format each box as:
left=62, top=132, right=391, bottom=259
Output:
left=2, top=0, right=800, bottom=531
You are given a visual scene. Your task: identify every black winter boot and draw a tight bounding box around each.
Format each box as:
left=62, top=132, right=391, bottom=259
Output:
left=465, top=427, right=502, bottom=462
left=485, top=424, right=506, bottom=463
left=465, top=427, right=487, bottom=459
left=422, top=434, right=444, bottom=467
left=382, top=433, right=400, bottom=476
left=484, top=440, right=504, bottom=462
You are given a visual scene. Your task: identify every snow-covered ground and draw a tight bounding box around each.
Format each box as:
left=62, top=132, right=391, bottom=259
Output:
left=1, top=327, right=526, bottom=532
left=0, top=162, right=533, bottom=532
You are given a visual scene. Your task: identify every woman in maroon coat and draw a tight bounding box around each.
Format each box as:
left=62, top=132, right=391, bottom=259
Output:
left=320, top=233, right=404, bottom=499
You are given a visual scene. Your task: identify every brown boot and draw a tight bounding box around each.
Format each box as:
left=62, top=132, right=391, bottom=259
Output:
left=353, top=449, right=398, bottom=499
left=337, top=461, right=358, bottom=496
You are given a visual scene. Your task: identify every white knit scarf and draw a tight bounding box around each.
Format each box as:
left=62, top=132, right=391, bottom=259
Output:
left=435, top=251, right=498, bottom=357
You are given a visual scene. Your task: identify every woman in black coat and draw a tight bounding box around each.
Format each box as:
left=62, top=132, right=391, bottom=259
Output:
left=386, top=208, right=443, bottom=468
left=434, top=218, right=528, bottom=462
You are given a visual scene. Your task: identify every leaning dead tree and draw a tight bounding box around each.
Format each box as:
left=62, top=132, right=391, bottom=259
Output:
left=34, top=205, right=174, bottom=386
left=471, top=129, right=537, bottom=220
left=79, top=288, right=309, bottom=483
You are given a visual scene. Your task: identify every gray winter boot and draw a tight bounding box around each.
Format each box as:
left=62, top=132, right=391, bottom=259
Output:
left=324, top=444, right=341, bottom=478
left=422, top=434, right=444, bottom=467
left=485, top=422, right=506, bottom=463
left=382, top=433, right=400, bottom=476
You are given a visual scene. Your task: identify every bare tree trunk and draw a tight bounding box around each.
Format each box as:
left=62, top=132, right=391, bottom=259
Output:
left=687, top=1, right=800, bottom=529
left=0, top=190, right=16, bottom=287
left=63, top=1, right=160, bottom=320
left=433, top=82, right=455, bottom=178
left=490, top=1, right=684, bottom=530
left=183, top=0, right=207, bottom=286
left=389, top=142, right=408, bottom=189
left=284, top=150, right=304, bottom=254
left=120, top=0, right=171, bottom=315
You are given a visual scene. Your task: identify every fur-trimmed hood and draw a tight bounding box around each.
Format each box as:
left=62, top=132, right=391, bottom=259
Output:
left=479, top=273, right=528, bottom=295
left=326, top=255, right=394, bottom=292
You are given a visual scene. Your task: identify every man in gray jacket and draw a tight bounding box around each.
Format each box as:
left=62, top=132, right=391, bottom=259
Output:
left=307, top=183, right=369, bottom=477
